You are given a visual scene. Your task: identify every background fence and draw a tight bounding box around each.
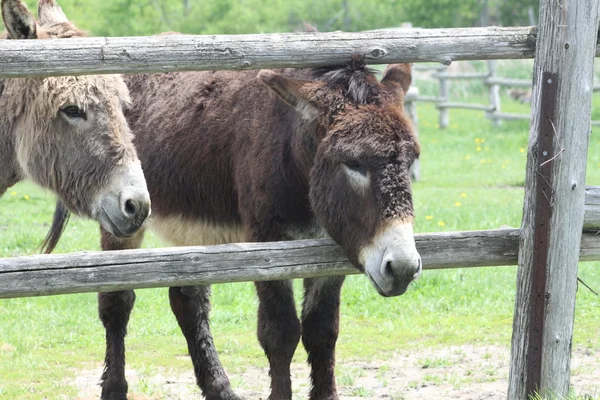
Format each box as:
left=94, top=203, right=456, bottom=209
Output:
left=407, top=60, right=600, bottom=128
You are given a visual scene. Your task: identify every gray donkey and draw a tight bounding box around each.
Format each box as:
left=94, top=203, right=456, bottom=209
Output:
left=0, top=0, right=150, bottom=245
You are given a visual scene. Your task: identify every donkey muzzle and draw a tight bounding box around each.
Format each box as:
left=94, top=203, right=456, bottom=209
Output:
left=359, top=219, right=421, bottom=297
left=94, top=161, right=150, bottom=237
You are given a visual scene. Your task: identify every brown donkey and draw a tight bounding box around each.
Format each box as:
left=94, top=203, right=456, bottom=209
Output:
left=93, top=56, right=421, bottom=399
left=0, top=0, right=150, bottom=243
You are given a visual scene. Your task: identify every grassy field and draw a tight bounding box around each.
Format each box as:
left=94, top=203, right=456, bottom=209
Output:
left=1, top=81, right=599, bottom=399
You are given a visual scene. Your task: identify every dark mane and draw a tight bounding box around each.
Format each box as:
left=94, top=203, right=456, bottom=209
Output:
left=312, top=55, right=382, bottom=105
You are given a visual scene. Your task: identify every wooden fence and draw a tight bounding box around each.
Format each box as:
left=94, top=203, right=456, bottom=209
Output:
left=1, top=5, right=599, bottom=398
left=2, top=186, right=600, bottom=298
left=409, top=60, right=600, bottom=128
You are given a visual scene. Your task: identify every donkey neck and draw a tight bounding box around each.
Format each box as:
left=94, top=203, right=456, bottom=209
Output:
left=0, top=122, right=22, bottom=196
left=0, top=81, right=24, bottom=194
left=289, top=118, right=319, bottom=185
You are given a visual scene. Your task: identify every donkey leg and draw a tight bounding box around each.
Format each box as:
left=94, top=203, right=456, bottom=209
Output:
left=255, top=280, right=301, bottom=400
left=98, top=228, right=144, bottom=400
left=99, top=290, right=136, bottom=400
left=301, top=276, right=345, bottom=400
left=169, top=285, right=242, bottom=400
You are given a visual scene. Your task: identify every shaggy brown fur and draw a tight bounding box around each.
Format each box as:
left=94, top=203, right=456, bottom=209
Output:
left=92, top=52, right=421, bottom=400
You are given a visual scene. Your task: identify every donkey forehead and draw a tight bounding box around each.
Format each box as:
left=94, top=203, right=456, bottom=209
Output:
left=326, top=106, right=416, bottom=156
left=40, top=74, right=130, bottom=109
left=38, top=22, right=85, bottom=39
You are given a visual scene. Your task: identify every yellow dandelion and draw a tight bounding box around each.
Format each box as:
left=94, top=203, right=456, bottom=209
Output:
left=484, top=147, right=489, bottom=151
left=425, top=215, right=434, bottom=220
left=11, top=191, right=17, bottom=196
left=465, top=155, right=471, bottom=160
left=520, top=148, right=525, bottom=153
left=24, top=195, right=30, bottom=200
left=454, top=202, right=462, bottom=207
left=481, top=138, right=486, bottom=143
left=460, top=193, right=467, bottom=198
left=474, top=137, right=481, bottom=143
left=480, top=159, right=486, bottom=164
left=476, top=146, right=482, bottom=151
left=438, top=221, right=446, bottom=227
left=450, top=123, right=458, bottom=129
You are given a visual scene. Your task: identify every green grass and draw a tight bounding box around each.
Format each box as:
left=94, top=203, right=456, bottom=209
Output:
left=1, top=96, right=599, bottom=398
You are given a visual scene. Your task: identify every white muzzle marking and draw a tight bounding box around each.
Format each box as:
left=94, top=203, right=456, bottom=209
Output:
left=358, top=219, right=422, bottom=297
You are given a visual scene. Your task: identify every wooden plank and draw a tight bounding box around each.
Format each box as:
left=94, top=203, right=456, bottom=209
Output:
left=0, top=26, right=540, bottom=78
left=491, top=112, right=530, bottom=120
left=0, top=229, right=521, bottom=299
left=1, top=221, right=600, bottom=299
left=436, top=102, right=495, bottom=111
left=508, top=0, right=600, bottom=398
left=486, top=77, right=532, bottom=87
left=432, top=72, right=489, bottom=80
left=413, top=95, right=444, bottom=102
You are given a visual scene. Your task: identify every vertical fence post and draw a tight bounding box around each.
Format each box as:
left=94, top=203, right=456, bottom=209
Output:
left=508, top=1, right=600, bottom=399
left=486, top=60, right=502, bottom=126
left=405, top=85, right=420, bottom=181
left=438, top=68, right=449, bottom=128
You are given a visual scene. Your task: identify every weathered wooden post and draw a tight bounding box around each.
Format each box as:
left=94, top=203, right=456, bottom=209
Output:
left=508, top=0, right=600, bottom=398
left=486, top=60, right=502, bottom=126
left=405, top=85, right=420, bottom=181
left=438, top=69, right=450, bottom=128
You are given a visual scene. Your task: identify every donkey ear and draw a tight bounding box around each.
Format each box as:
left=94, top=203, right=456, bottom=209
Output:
left=381, top=63, right=412, bottom=97
left=1, top=0, right=38, bottom=39
left=258, top=70, right=323, bottom=121
left=38, top=0, right=68, bottom=26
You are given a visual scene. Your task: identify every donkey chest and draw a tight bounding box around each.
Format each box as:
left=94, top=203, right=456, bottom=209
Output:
left=150, top=215, right=247, bottom=246
left=149, top=215, right=326, bottom=246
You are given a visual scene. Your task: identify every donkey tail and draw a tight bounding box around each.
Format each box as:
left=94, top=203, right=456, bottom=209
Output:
left=40, top=200, right=70, bottom=254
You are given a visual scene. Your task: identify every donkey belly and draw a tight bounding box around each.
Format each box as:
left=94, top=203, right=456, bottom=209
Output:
left=150, top=215, right=246, bottom=246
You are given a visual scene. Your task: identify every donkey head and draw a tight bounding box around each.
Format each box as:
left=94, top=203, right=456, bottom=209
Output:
left=1, top=0, right=150, bottom=238
left=259, top=59, right=421, bottom=296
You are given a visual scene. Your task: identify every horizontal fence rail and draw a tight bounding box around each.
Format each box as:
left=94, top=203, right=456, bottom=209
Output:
left=1, top=186, right=600, bottom=298
left=0, top=26, right=548, bottom=78
left=1, top=228, right=600, bottom=299
left=0, top=229, right=519, bottom=298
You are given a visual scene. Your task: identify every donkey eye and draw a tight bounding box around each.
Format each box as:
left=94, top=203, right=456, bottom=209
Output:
left=342, top=160, right=368, bottom=176
left=60, top=105, right=87, bottom=120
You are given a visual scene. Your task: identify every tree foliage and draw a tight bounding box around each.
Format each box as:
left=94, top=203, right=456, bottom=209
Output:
left=6, top=0, right=539, bottom=37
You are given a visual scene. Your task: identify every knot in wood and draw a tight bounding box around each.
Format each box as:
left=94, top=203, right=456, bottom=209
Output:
left=366, top=48, right=386, bottom=59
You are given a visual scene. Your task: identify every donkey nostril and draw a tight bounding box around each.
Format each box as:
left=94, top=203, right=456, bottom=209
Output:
left=384, top=260, right=395, bottom=278
left=415, top=258, right=423, bottom=278
left=124, top=199, right=137, bottom=216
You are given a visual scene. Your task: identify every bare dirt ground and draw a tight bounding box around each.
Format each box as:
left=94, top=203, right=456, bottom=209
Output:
left=72, top=345, right=599, bottom=399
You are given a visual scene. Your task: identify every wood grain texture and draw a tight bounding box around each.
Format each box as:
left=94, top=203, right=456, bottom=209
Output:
left=1, top=225, right=599, bottom=300
left=0, top=26, right=541, bottom=78
left=508, top=1, right=600, bottom=398
left=0, top=229, right=520, bottom=298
